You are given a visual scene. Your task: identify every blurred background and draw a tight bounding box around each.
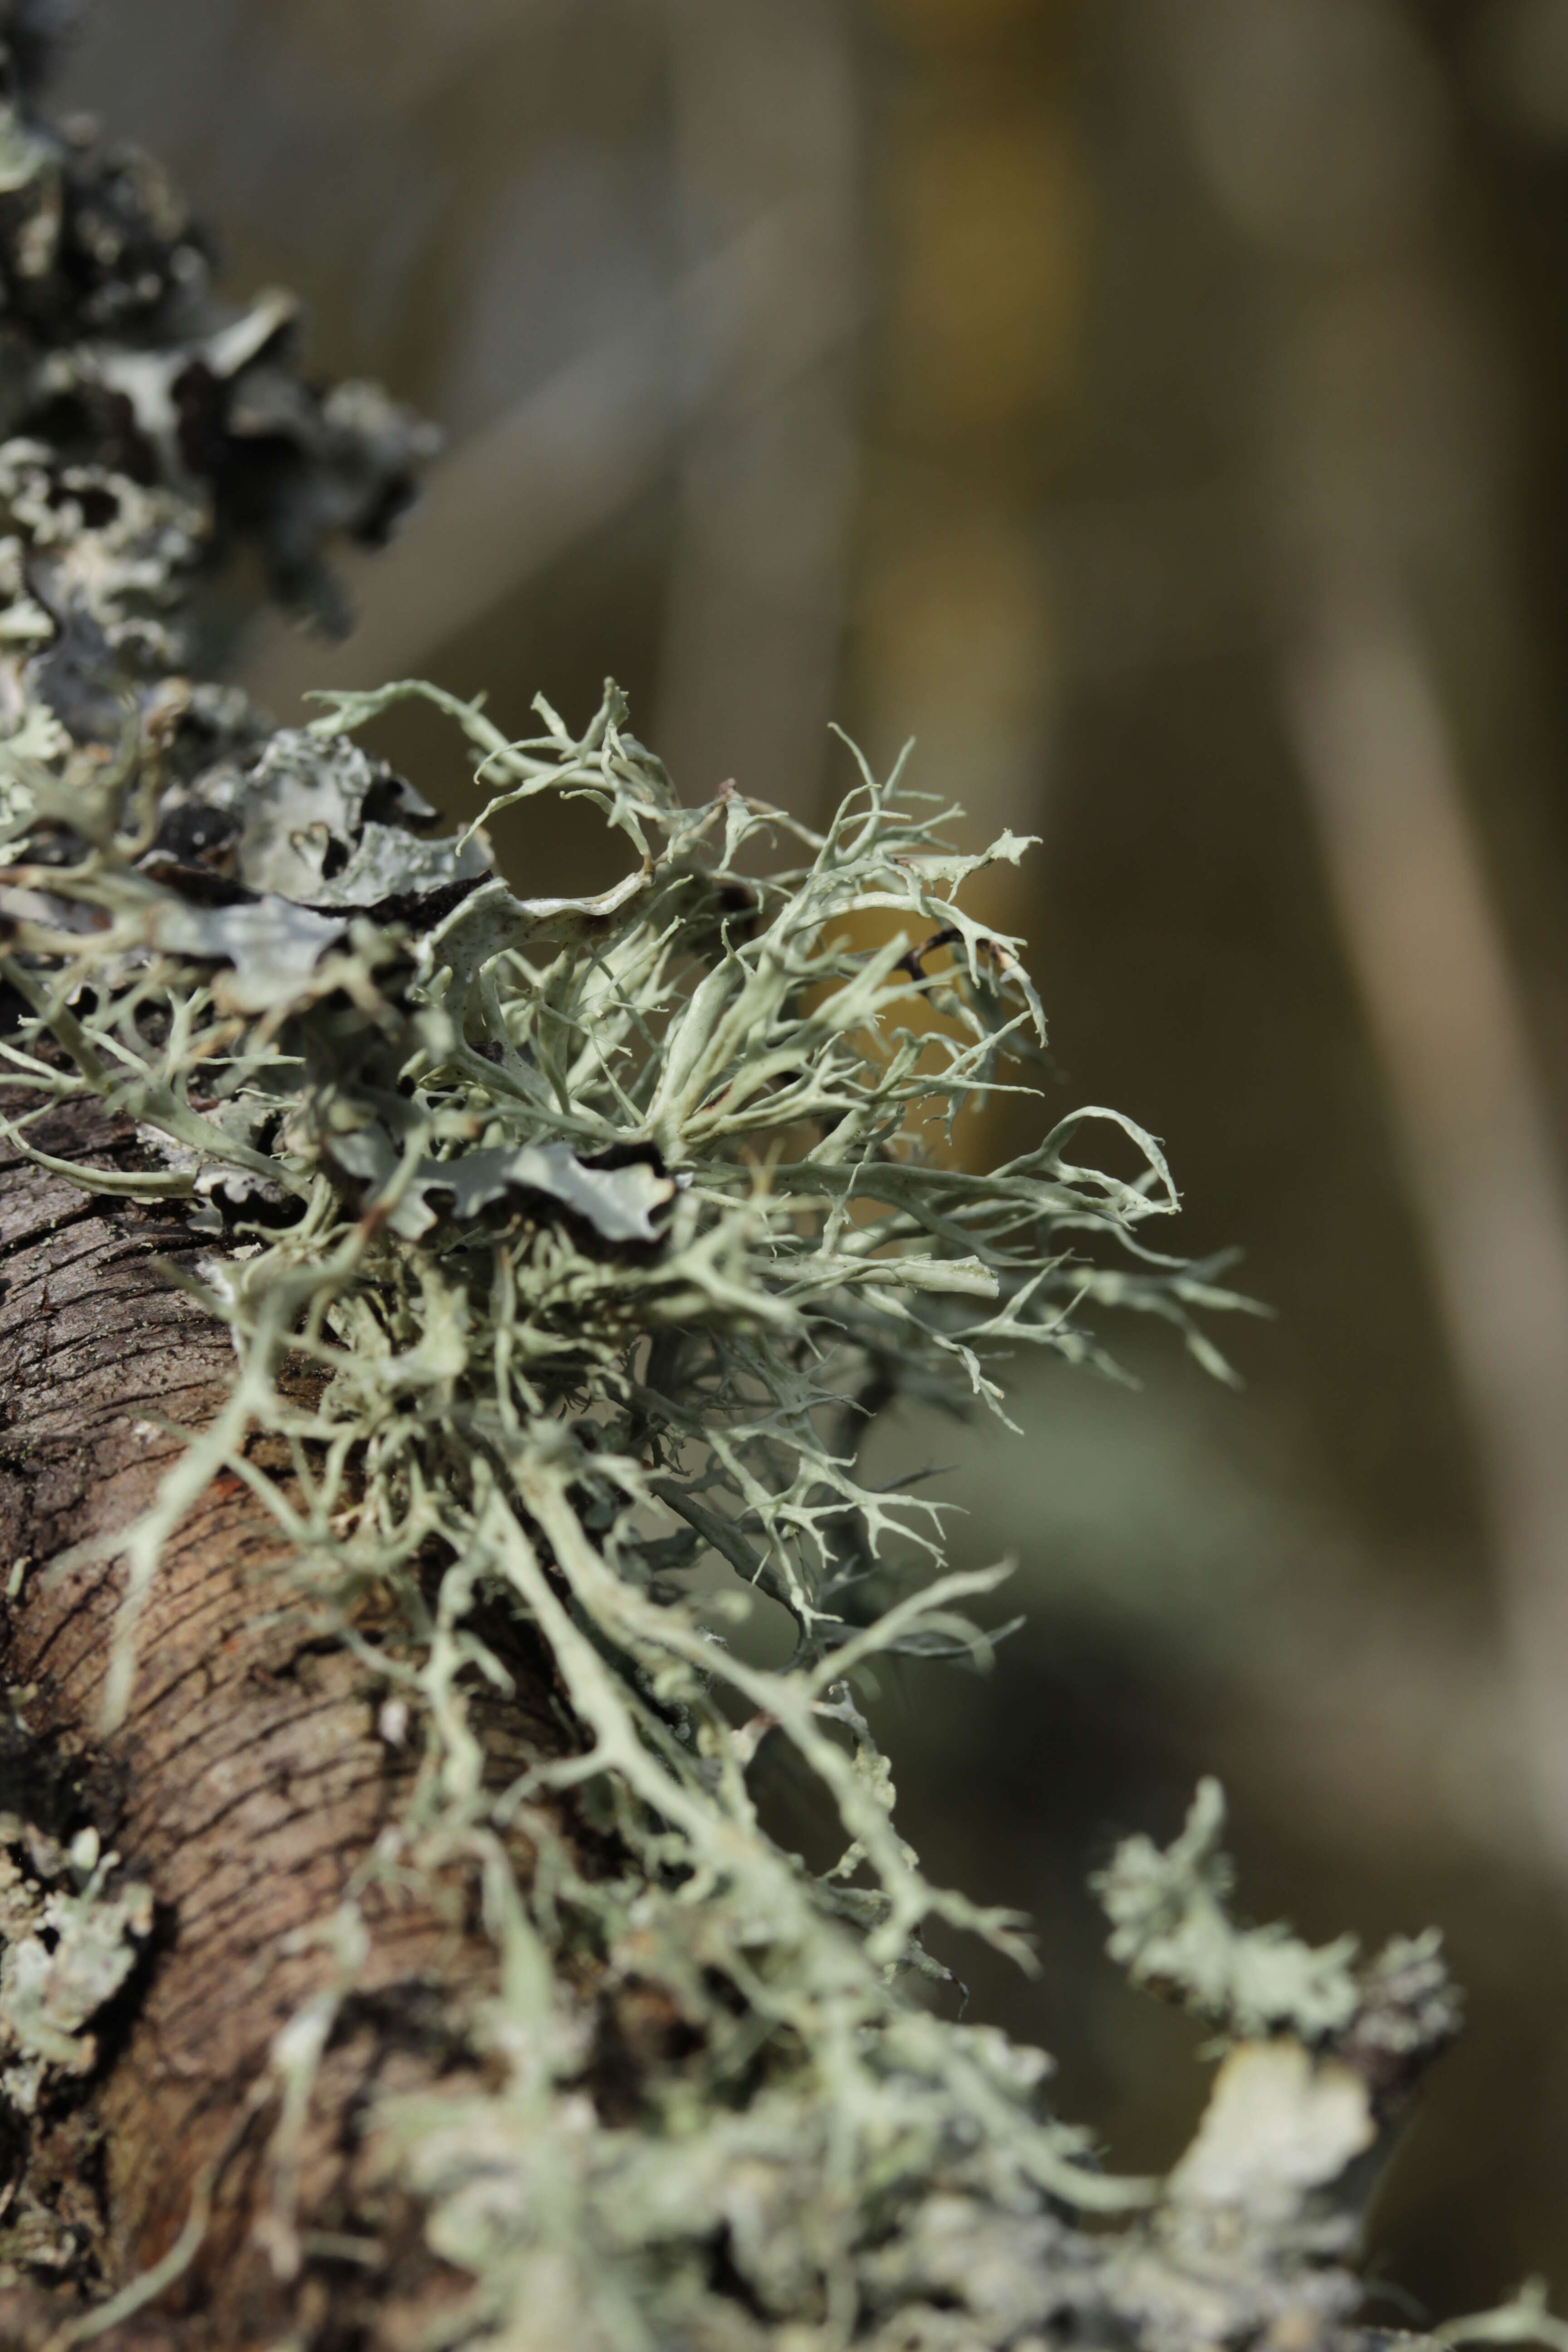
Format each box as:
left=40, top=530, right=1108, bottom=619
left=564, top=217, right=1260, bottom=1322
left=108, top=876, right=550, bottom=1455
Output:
left=49, top=0, right=1568, bottom=2312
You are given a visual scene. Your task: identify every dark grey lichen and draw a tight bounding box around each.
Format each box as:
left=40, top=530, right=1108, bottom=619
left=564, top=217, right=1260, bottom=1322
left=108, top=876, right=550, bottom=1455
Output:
left=0, top=2, right=434, bottom=684
left=0, top=658, right=1470, bottom=2349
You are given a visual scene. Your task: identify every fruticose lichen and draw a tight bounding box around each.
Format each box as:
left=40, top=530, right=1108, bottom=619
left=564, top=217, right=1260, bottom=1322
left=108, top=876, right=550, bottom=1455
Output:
left=0, top=6, right=1539, bottom=2346
left=0, top=647, right=1465, bottom=2349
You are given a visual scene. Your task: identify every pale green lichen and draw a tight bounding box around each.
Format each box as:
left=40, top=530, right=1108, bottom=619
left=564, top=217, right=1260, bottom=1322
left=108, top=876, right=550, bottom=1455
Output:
left=0, top=672, right=1473, bottom=2348
left=0, top=1815, right=152, bottom=2115
left=1095, top=1776, right=1366, bottom=2043
left=1095, top=1779, right=1461, bottom=2062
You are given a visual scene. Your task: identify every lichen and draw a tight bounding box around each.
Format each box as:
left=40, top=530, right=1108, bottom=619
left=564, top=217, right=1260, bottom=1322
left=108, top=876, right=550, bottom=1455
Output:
left=0, top=1813, right=151, bottom=2116
left=0, top=7, right=1549, bottom=2344
left=1097, top=1776, right=1366, bottom=2044
left=0, top=667, right=1460, bottom=2348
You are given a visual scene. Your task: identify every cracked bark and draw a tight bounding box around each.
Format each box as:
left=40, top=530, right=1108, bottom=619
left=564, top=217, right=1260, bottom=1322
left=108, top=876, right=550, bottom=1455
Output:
left=0, top=1093, right=568, bottom=2349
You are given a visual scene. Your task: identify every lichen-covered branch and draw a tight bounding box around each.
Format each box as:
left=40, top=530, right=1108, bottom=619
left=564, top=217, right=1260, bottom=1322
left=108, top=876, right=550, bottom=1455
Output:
left=0, top=8, right=1546, bottom=2349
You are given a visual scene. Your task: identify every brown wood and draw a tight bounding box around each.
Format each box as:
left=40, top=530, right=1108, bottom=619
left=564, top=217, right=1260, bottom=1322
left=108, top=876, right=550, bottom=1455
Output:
left=0, top=1095, right=563, bottom=2347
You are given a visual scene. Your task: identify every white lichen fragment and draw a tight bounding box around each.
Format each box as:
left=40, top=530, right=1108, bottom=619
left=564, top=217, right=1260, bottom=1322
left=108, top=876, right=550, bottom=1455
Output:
left=0, top=1824, right=153, bottom=2115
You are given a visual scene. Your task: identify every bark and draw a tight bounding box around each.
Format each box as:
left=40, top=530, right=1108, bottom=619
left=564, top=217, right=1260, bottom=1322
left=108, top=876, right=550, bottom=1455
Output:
left=0, top=1093, right=566, bottom=2349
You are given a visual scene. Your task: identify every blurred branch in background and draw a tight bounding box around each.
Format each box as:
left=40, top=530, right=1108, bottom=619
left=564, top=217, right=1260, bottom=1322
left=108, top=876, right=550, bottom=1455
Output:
left=237, top=0, right=863, bottom=821
left=236, top=201, right=850, bottom=730
left=851, top=0, right=1078, bottom=909
left=1286, top=581, right=1568, bottom=1891
left=1165, top=0, right=1568, bottom=1881
left=653, top=0, right=859, bottom=814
